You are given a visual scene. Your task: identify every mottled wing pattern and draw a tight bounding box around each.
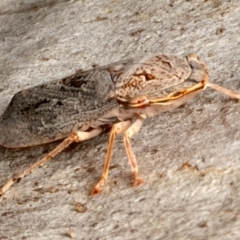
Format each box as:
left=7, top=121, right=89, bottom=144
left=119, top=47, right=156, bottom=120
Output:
left=0, top=61, right=133, bottom=148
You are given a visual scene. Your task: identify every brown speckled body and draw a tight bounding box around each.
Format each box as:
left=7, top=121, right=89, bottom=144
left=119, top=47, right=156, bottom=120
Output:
left=0, top=54, right=205, bottom=148
left=3, top=53, right=237, bottom=196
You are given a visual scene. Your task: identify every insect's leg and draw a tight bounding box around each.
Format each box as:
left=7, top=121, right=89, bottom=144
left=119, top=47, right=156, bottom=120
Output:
left=123, top=117, right=144, bottom=187
left=91, top=120, right=132, bottom=195
left=207, top=82, right=240, bottom=99
left=0, top=128, right=102, bottom=196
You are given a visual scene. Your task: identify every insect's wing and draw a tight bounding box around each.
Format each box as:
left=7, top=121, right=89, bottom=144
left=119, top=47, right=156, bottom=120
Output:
left=0, top=60, right=134, bottom=148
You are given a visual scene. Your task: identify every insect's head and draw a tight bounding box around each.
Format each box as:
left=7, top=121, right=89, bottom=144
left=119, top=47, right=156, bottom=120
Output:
left=115, top=54, right=208, bottom=108
left=186, top=53, right=200, bottom=63
left=186, top=53, right=208, bottom=83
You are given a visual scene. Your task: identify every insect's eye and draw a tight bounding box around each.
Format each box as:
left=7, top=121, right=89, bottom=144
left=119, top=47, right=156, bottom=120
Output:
left=187, top=53, right=200, bottom=60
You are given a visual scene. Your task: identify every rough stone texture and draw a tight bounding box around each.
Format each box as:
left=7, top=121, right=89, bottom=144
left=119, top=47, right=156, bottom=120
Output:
left=1, top=0, right=240, bottom=239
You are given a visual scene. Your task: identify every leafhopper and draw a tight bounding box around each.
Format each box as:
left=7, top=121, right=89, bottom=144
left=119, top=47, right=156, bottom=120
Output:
left=1, top=54, right=240, bottom=195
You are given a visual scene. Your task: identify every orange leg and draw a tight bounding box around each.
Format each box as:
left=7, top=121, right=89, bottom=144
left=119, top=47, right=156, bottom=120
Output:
left=90, top=121, right=132, bottom=194
left=207, top=82, right=240, bottom=99
left=0, top=128, right=102, bottom=196
left=91, top=117, right=145, bottom=195
left=123, top=117, right=145, bottom=186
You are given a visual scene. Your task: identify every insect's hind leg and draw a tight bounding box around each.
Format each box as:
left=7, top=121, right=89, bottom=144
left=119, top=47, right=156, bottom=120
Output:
left=0, top=128, right=102, bottom=196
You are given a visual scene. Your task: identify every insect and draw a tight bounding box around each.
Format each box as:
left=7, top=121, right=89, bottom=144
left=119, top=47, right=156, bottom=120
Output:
left=0, top=53, right=240, bottom=196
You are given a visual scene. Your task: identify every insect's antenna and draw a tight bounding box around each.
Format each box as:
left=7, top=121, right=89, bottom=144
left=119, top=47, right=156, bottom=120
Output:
left=207, top=82, right=240, bottom=100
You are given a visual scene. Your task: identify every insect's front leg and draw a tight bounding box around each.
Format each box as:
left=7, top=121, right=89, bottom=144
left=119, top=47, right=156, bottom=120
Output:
left=0, top=128, right=102, bottom=196
left=91, top=116, right=144, bottom=195
left=207, top=82, right=240, bottom=99
left=123, top=117, right=145, bottom=187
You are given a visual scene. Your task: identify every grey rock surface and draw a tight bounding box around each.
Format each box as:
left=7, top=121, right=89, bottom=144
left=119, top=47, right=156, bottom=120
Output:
left=0, top=0, right=240, bottom=239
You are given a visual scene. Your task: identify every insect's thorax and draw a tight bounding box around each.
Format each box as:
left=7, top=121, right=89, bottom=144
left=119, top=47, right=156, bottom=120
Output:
left=108, top=54, right=209, bottom=120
